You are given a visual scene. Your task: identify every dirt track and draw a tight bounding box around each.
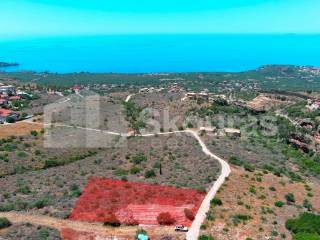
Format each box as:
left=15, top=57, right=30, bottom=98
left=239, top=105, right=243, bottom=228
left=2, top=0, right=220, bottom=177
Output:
left=0, top=212, right=180, bottom=239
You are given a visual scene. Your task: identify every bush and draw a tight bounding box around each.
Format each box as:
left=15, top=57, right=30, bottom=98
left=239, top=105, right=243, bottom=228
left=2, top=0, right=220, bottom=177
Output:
left=274, top=201, right=285, bottom=208
left=269, top=186, right=276, bottom=191
left=244, top=163, right=255, bottom=172
left=104, top=214, right=121, bottom=227
left=17, top=151, right=28, bottom=158
left=30, top=130, right=38, bottom=137
left=144, top=169, right=156, bottom=178
left=32, top=198, right=49, bottom=209
left=0, top=218, right=11, bottom=229
left=198, top=235, right=215, bottom=240
left=229, top=156, right=243, bottom=166
left=232, top=214, right=252, bottom=225
left=44, top=159, right=59, bottom=168
left=131, top=153, right=147, bottom=164
left=130, top=166, right=141, bottom=174
left=285, top=193, right=295, bottom=203
left=211, top=198, right=223, bottom=206
left=184, top=208, right=195, bottom=221
left=157, top=212, right=176, bottom=225
left=303, top=199, right=313, bottom=211
left=38, top=228, right=49, bottom=240
left=6, top=116, right=15, bottom=123
left=70, top=184, right=82, bottom=197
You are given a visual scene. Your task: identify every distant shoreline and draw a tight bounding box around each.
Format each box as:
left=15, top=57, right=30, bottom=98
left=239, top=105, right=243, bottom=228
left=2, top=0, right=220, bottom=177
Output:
left=1, top=64, right=319, bottom=75
left=0, top=62, right=19, bottom=68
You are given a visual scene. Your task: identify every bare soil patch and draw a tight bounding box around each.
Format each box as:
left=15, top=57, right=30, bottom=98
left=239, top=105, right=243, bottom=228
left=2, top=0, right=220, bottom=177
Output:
left=0, top=121, right=43, bottom=139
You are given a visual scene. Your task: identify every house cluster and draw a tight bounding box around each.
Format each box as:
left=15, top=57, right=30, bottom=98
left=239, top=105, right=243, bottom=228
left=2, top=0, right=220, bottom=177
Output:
left=199, top=126, right=241, bottom=138
left=186, top=91, right=209, bottom=101
left=139, top=87, right=165, bottom=94
left=306, top=99, right=320, bottom=111
left=0, top=83, right=21, bottom=123
left=299, top=66, right=320, bottom=75
left=168, top=83, right=184, bottom=93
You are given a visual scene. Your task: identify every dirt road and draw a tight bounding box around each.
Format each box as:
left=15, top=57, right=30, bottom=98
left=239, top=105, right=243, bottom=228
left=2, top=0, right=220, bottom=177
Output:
left=0, top=212, right=179, bottom=239
left=185, top=130, right=231, bottom=240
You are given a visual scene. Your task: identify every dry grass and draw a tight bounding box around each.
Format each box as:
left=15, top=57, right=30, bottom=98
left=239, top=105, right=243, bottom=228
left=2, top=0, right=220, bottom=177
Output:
left=201, top=166, right=320, bottom=240
left=0, top=121, right=43, bottom=139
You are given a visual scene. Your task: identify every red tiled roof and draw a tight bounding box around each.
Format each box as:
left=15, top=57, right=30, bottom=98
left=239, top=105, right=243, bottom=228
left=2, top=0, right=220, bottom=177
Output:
left=71, top=86, right=81, bottom=90
left=0, top=108, right=12, bottom=117
left=9, top=96, right=21, bottom=101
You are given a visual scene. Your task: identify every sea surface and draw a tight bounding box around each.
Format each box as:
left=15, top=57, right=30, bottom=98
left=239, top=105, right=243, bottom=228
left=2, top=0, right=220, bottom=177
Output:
left=0, top=34, right=320, bottom=73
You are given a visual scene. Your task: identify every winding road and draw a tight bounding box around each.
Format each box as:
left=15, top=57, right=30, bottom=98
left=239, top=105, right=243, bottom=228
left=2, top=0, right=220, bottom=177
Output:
left=2, top=94, right=231, bottom=240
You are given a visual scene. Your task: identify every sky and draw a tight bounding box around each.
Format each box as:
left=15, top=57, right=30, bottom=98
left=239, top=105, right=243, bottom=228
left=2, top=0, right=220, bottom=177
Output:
left=1, top=0, right=319, bottom=37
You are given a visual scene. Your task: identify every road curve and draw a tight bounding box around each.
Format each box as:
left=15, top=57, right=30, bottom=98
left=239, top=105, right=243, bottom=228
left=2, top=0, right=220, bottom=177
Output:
left=125, top=94, right=133, bottom=102
left=185, top=130, right=231, bottom=240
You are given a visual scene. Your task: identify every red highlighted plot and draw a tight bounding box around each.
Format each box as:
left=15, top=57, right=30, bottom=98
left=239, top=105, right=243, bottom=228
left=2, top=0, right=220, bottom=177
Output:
left=70, top=177, right=206, bottom=226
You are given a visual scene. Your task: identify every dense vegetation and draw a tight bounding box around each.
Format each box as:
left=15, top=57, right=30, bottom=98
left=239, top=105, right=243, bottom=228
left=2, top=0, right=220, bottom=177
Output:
left=286, top=213, right=320, bottom=240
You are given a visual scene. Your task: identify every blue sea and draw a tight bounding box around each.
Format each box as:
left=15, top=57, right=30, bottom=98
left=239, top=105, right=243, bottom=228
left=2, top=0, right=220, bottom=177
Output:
left=1, top=34, right=320, bottom=73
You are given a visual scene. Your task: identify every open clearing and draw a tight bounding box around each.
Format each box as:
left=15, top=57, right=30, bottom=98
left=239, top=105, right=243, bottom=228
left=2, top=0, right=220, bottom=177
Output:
left=0, top=121, right=43, bottom=139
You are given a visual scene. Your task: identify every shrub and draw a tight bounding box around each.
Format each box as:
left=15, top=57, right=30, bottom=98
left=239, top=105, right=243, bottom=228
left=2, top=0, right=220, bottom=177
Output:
left=186, top=122, right=194, bottom=128
left=17, top=151, right=28, bottom=158
left=38, top=229, right=49, bottom=240
left=6, top=116, right=15, bottom=123
left=285, top=193, right=295, bottom=203
left=184, top=208, right=195, bottom=221
left=144, top=169, right=156, bottom=178
left=232, top=214, right=252, bottom=225
left=211, top=198, right=223, bottom=206
left=70, top=184, right=82, bottom=197
left=229, top=156, right=243, bottom=166
left=269, top=186, right=276, bottom=191
left=30, top=130, right=38, bottom=137
left=18, top=185, right=31, bottom=195
left=303, top=199, right=313, bottom=211
left=157, top=212, right=176, bottom=225
left=131, top=153, right=147, bottom=164
left=244, top=163, right=255, bottom=172
left=114, top=168, right=128, bottom=176
left=13, top=165, right=27, bottom=174
left=130, top=166, right=141, bottom=174
left=274, top=201, right=285, bottom=208
left=198, top=235, right=215, bottom=240
left=32, top=198, right=49, bottom=209
left=0, top=218, right=11, bottom=229
left=104, top=214, right=121, bottom=227
left=249, top=186, right=256, bottom=194
left=44, top=159, right=59, bottom=168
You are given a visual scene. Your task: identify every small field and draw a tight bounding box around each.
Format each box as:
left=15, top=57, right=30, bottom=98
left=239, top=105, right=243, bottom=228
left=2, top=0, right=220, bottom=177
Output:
left=246, top=95, right=288, bottom=111
left=0, top=121, right=43, bottom=139
left=70, top=178, right=206, bottom=226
